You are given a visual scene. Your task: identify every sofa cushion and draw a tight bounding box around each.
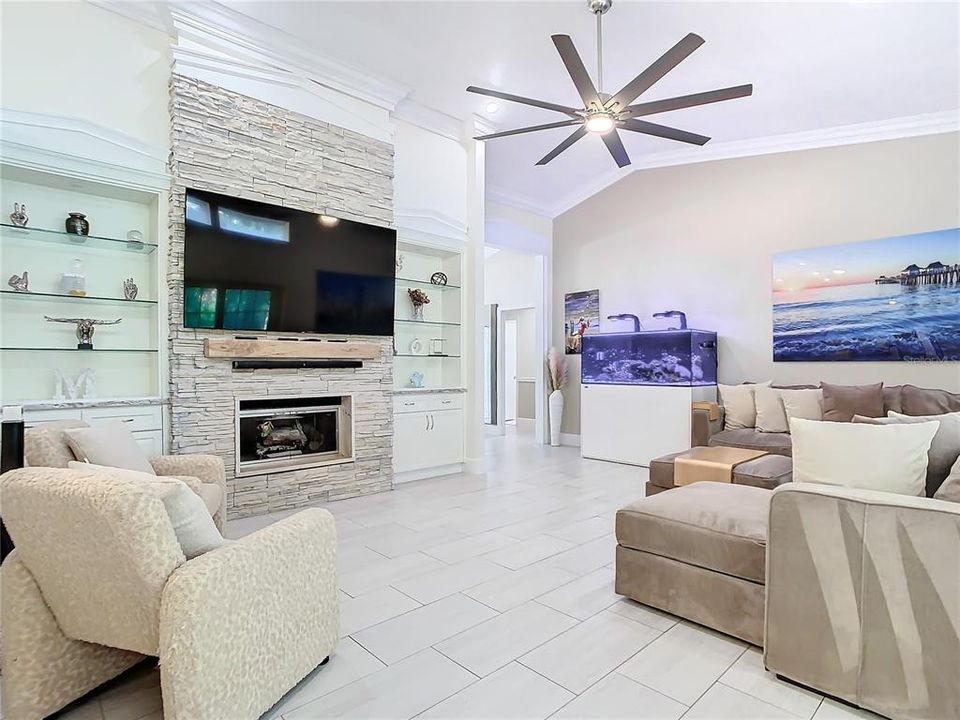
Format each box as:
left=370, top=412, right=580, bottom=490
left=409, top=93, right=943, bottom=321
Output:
left=709, top=429, right=792, bottom=456
left=821, top=382, right=885, bottom=422
left=616, top=483, right=770, bottom=583
left=901, top=385, right=960, bottom=415
left=732, top=455, right=793, bottom=489
left=755, top=386, right=790, bottom=433
left=934, top=456, right=960, bottom=503
left=24, top=420, right=88, bottom=468
left=883, top=385, right=904, bottom=415
left=64, top=423, right=155, bottom=474
left=194, top=482, right=224, bottom=517
left=649, top=451, right=687, bottom=489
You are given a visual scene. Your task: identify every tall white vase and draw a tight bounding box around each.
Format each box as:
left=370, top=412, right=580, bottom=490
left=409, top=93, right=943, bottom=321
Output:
left=549, top=390, right=564, bottom=447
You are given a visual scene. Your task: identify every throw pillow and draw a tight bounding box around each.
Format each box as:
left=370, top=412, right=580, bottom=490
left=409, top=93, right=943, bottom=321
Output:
left=64, top=423, right=155, bottom=474
left=780, top=388, right=824, bottom=423
left=901, top=385, right=960, bottom=415
left=755, top=386, right=789, bottom=433
left=791, top=417, right=939, bottom=496
left=934, top=456, right=960, bottom=504
left=854, top=412, right=960, bottom=497
left=718, top=382, right=771, bottom=430
left=68, top=462, right=223, bottom=559
left=821, top=382, right=884, bottom=422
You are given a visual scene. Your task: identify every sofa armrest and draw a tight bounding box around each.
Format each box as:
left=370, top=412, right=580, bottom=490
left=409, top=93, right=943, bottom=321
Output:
left=150, top=454, right=226, bottom=528
left=691, top=403, right=724, bottom=447
left=158, top=508, right=338, bottom=720
left=764, top=483, right=959, bottom=719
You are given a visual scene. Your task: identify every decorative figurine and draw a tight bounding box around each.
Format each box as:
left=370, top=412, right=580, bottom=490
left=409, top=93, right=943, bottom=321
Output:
left=44, top=316, right=122, bottom=350
left=408, top=288, right=430, bottom=322
left=53, top=368, right=96, bottom=401
left=396, top=254, right=404, bottom=272
left=123, top=278, right=139, bottom=300
left=430, top=271, right=448, bottom=286
left=429, top=338, right=446, bottom=356
left=126, top=230, right=144, bottom=242
left=409, top=337, right=423, bottom=354
left=9, top=203, right=28, bottom=227
left=65, top=212, right=90, bottom=236
left=60, top=258, right=86, bottom=296
left=410, top=371, right=425, bottom=389
left=7, top=271, right=28, bottom=292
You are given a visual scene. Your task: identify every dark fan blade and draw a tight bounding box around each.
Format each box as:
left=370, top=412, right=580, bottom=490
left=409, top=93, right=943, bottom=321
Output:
left=467, top=86, right=581, bottom=117
left=605, top=33, right=705, bottom=111
left=602, top=130, right=631, bottom=168
left=552, top=35, right=603, bottom=111
left=622, top=84, right=753, bottom=118
left=536, top=127, right=588, bottom=165
left=620, top=118, right=710, bottom=145
left=475, top=119, right=583, bottom=141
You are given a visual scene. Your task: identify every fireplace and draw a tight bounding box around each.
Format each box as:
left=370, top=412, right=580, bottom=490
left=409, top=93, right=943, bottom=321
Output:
left=235, top=395, right=353, bottom=476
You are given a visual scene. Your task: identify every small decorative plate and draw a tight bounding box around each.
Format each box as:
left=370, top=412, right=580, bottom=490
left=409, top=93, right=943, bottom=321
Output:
left=409, top=338, right=423, bottom=354
left=430, top=271, right=448, bottom=286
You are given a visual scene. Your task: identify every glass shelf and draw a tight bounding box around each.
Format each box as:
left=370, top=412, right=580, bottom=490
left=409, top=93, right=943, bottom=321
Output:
left=0, top=223, right=158, bottom=254
left=394, top=318, right=461, bottom=327
left=396, top=277, right=461, bottom=291
left=1, top=347, right=158, bottom=353
left=0, top=290, right=157, bottom=306
left=394, top=353, right=461, bottom=358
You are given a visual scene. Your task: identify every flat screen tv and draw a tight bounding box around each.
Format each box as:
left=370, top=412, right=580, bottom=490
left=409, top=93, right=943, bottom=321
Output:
left=182, top=189, right=396, bottom=336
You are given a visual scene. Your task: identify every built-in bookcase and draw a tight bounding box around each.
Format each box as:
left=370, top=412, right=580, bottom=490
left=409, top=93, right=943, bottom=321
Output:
left=393, top=238, right=464, bottom=392
left=0, top=165, right=162, bottom=405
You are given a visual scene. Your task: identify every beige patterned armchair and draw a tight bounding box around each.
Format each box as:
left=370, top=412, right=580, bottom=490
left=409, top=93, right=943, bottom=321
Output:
left=0, top=466, right=339, bottom=719
left=22, top=420, right=228, bottom=530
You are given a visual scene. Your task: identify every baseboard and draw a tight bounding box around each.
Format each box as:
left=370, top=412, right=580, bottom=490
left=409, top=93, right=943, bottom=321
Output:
left=559, top=432, right=581, bottom=447
left=393, top=463, right=465, bottom=484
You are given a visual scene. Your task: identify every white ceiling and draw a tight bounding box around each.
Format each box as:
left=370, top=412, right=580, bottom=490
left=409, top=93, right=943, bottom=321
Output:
left=230, top=1, right=959, bottom=215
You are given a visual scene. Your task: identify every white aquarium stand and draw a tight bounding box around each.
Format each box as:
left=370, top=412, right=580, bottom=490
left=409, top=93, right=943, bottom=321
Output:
left=580, top=383, right=717, bottom=467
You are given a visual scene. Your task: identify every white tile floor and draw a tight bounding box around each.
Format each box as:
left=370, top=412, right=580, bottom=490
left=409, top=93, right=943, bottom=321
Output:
left=59, top=429, right=885, bottom=720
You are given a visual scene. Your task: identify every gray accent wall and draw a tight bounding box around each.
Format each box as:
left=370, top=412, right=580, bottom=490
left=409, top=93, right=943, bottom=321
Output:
left=167, top=75, right=395, bottom=517
left=553, top=133, right=960, bottom=435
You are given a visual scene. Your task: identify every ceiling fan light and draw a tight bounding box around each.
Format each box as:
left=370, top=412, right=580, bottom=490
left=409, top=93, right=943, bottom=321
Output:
left=585, top=114, right=616, bottom=134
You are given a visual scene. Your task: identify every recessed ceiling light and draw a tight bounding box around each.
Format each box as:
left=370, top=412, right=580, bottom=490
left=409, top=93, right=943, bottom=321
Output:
left=485, top=102, right=499, bottom=114
left=318, top=214, right=339, bottom=227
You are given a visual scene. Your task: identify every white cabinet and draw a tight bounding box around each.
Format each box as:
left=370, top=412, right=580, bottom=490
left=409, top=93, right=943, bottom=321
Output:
left=393, top=393, right=465, bottom=478
left=23, top=403, right=164, bottom=457
left=581, top=384, right=717, bottom=467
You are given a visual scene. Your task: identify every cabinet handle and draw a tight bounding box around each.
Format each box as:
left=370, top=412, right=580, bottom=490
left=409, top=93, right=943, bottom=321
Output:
left=429, top=414, right=434, bottom=431
left=425, top=414, right=430, bottom=431
left=441, top=400, right=451, bottom=405
left=404, top=402, right=415, bottom=406
left=121, top=419, right=135, bottom=423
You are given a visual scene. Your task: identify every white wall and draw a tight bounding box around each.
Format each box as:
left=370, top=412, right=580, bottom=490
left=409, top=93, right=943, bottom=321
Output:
left=486, top=199, right=552, bottom=255
left=0, top=1, right=170, bottom=151
left=485, top=248, right=539, bottom=311
left=553, top=133, right=960, bottom=435
left=393, top=120, right=468, bottom=229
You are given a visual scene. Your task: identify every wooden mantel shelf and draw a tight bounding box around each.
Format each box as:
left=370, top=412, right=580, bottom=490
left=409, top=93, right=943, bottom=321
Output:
left=204, top=338, right=381, bottom=360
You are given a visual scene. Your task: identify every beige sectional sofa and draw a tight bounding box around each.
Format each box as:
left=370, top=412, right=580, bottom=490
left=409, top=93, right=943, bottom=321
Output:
left=616, top=383, right=960, bottom=720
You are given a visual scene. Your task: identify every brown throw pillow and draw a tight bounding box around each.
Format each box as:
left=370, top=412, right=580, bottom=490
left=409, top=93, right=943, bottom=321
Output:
left=821, top=382, right=884, bottom=422
left=901, top=385, right=960, bottom=416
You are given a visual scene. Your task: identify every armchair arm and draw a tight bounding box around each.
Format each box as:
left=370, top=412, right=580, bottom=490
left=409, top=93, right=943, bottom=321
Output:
left=765, top=483, right=959, bottom=719
left=150, top=455, right=226, bottom=529
left=691, top=402, right=724, bottom=447
left=158, top=508, right=339, bottom=720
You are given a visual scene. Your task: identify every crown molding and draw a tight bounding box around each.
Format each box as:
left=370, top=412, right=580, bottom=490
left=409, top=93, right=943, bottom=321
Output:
left=395, top=208, right=469, bottom=242
left=547, top=109, right=960, bottom=217
left=485, top=186, right=557, bottom=219
left=0, top=109, right=169, bottom=191
left=391, top=100, right=464, bottom=143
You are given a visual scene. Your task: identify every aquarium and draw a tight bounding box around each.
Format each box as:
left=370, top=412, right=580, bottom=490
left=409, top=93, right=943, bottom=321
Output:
left=581, top=330, right=718, bottom=386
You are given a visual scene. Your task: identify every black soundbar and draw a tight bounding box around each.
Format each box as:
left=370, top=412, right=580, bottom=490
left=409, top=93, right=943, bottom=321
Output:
left=232, top=360, right=363, bottom=370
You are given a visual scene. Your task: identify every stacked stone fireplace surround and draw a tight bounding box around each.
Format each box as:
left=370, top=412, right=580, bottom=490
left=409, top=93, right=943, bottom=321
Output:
left=168, top=76, right=395, bottom=519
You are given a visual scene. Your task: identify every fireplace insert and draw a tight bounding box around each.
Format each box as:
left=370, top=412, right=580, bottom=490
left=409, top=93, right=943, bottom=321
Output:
left=235, top=395, right=353, bottom=475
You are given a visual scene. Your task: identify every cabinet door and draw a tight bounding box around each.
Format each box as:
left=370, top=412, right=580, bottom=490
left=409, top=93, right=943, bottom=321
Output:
left=428, top=410, right=464, bottom=467
left=393, top=411, right=430, bottom=473
left=132, top=430, right=163, bottom=457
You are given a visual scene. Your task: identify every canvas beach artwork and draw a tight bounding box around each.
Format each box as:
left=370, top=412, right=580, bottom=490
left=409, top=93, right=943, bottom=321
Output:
left=772, top=228, right=960, bottom=361
left=564, top=289, right=600, bottom=354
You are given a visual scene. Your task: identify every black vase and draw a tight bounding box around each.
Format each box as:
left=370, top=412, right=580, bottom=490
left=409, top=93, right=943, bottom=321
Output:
left=65, top=212, right=90, bottom=236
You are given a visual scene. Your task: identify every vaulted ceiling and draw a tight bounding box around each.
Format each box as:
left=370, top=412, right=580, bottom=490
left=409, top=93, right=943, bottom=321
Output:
left=211, top=1, right=958, bottom=215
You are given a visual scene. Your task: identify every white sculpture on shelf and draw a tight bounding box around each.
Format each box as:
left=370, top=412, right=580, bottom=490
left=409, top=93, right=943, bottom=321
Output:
left=53, top=368, right=97, bottom=401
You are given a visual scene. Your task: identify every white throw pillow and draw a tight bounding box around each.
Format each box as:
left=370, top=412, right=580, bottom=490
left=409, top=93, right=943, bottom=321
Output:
left=790, top=418, right=939, bottom=496
left=68, top=461, right=223, bottom=559
left=780, top=389, right=824, bottom=423
left=755, top=386, right=789, bottom=433
left=934, top=455, right=960, bottom=503
left=718, top=381, right=771, bottom=429
left=64, top=423, right=155, bottom=474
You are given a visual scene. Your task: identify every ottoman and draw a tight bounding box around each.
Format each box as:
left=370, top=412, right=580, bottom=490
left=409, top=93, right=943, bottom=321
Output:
left=647, top=451, right=793, bottom=496
left=615, top=482, right=771, bottom=645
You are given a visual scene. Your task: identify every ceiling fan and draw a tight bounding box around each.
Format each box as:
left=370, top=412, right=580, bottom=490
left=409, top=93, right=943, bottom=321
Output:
left=466, top=0, right=753, bottom=168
